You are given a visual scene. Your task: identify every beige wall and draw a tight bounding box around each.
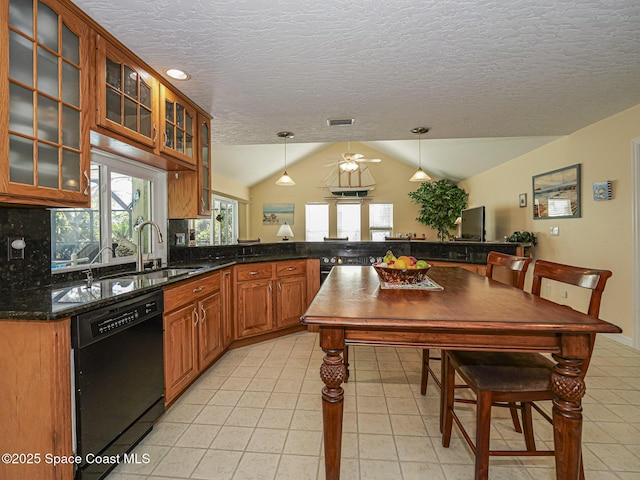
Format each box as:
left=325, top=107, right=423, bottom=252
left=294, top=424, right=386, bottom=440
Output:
left=248, top=142, right=442, bottom=242
left=459, top=104, right=640, bottom=344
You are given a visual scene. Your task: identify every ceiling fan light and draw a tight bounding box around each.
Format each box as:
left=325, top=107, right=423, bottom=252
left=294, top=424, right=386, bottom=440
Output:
left=276, top=171, right=296, bottom=186
left=340, top=161, right=359, bottom=172
left=410, top=167, right=432, bottom=182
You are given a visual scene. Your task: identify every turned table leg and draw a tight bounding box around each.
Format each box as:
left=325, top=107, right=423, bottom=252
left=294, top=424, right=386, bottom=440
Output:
left=551, top=353, right=586, bottom=480
left=320, top=327, right=347, bottom=480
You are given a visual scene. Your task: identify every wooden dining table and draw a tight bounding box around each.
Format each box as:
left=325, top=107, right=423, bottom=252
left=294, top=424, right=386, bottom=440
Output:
left=301, top=266, right=622, bottom=480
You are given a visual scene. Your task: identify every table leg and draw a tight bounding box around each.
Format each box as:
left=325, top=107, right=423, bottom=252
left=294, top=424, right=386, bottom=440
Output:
left=320, top=328, right=347, bottom=480
left=551, top=353, right=586, bottom=480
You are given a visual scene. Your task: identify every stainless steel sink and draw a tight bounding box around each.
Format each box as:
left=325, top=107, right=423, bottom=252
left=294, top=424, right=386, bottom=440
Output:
left=118, top=268, right=198, bottom=281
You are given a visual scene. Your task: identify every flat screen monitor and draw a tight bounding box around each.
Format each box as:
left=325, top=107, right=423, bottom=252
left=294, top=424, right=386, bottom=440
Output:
left=460, top=206, right=485, bottom=241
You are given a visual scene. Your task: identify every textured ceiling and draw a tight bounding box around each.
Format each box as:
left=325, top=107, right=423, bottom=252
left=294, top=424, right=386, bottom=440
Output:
left=74, top=0, right=640, bottom=186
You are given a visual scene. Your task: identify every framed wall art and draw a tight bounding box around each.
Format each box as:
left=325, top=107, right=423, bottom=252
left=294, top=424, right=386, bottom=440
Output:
left=519, top=193, right=527, bottom=208
left=532, top=164, right=581, bottom=219
left=262, top=203, right=294, bottom=225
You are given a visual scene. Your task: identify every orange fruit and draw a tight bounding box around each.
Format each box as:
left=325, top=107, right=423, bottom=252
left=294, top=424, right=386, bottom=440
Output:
left=397, top=255, right=413, bottom=266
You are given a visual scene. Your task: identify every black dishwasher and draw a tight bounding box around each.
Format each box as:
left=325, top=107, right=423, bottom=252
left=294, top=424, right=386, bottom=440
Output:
left=71, top=291, right=165, bottom=480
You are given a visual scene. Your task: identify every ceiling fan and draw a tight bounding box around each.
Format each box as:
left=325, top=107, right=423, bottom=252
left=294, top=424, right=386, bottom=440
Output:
left=325, top=142, right=382, bottom=172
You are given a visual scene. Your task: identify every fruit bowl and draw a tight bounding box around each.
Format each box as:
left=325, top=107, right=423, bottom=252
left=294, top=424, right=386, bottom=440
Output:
left=373, top=263, right=431, bottom=285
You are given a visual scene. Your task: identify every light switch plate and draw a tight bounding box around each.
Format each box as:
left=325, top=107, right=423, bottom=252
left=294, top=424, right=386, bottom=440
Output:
left=550, top=226, right=559, bottom=236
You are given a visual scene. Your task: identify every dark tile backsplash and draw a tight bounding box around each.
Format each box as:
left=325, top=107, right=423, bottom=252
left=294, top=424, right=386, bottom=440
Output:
left=1, top=210, right=514, bottom=295
left=0, top=206, right=52, bottom=292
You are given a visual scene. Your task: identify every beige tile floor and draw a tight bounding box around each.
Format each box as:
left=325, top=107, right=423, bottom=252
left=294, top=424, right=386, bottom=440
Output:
left=108, top=331, right=640, bottom=479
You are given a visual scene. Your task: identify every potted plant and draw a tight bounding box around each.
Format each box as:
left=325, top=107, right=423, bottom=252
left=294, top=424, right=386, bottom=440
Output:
left=409, top=179, right=468, bottom=242
left=507, top=231, right=537, bottom=245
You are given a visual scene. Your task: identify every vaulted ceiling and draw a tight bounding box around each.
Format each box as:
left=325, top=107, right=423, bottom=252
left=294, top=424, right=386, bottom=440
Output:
left=74, top=0, right=640, bottom=186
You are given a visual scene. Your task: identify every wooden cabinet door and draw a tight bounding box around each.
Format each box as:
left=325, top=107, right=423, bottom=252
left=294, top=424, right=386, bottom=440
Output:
left=221, top=268, right=234, bottom=348
left=198, top=291, right=223, bottom=369
left=2, top=0, right=91, bottom=207
left=276, top=275, right=307, bottom=328
left=160, top=85, right=196, bottom=165
left=95, top=36, right=159, bottom=149
left=163, top=304, right=198, bottom=404
left=198, top=112, right=212, bottom=215
left=235, top=279, right=274, bottom=338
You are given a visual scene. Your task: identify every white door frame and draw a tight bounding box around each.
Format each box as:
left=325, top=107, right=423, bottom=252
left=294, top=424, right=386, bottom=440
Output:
left=632, top=138, right=640, bottom=349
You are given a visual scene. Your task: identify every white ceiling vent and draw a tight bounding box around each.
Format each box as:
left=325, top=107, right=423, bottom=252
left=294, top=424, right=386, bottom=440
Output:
left=327, top=118, right=355, bottom=127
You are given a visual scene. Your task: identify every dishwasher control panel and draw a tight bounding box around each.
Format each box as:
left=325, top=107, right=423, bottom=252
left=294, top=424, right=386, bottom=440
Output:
left=72, top=291, right=163, bottom=348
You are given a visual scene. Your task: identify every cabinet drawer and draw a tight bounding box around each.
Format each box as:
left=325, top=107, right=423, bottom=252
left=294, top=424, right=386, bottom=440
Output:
left=276, top=260, right=307, bottom=277
left=164, top=272, right=220, bottom=312
left=235, top=263, right=273, bottom=282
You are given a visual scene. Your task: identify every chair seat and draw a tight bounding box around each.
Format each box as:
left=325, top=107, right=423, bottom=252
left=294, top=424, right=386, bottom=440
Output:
left=447, top=351, right=555, bottom=393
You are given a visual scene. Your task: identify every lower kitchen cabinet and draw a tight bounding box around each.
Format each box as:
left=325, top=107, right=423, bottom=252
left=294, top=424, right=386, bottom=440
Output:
left=0, top=318, right=73, bottom=480
left=163, top=271, right=223, bottom=405
left=234, top=260, right=307, bottom=340
left=221, top=267, right=234, bottom=348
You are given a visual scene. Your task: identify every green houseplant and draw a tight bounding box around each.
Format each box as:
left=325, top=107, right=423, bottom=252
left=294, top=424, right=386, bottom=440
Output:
left=409, top=179, right=468, bottom=242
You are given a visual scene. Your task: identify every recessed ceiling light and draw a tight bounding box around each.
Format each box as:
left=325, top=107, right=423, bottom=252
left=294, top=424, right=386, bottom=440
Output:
left=165, top=68, right=191, bottom=81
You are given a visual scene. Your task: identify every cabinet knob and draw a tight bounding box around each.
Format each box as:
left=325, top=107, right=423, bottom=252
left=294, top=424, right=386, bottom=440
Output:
left=249, top=271, right=261, bottom=275
left=193, top=286, right=204, bottom=293
left=287, top=267, right=296, bottom=271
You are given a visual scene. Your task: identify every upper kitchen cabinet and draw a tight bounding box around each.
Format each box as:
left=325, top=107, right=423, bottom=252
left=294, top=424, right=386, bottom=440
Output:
left=95, top=35, right=158, bottom=150
left=167, top=110, right=212, bottom=218
left=160, top=84, right=196, bottom=166
left=1, top=0, right=92, bottom=207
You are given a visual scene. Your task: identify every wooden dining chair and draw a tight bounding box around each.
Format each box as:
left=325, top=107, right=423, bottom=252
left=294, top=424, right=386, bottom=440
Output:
left=441, top=259, right=612, bottom=480
left=420, top=251, right=532, bottom=396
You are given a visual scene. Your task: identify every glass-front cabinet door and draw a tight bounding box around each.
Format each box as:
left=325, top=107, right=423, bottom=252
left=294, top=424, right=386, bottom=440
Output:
left=160, top=85, right=196, bottom=166
left=95, top=36, right=158, bottom=149
left=2, top=0, right=91, bottom=206
left=198, top=112, right=211, bottom=215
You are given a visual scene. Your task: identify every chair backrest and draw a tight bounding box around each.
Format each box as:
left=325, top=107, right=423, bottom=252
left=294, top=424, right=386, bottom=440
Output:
left=531, top=259, right=612, bottom=378
left=237, top=238, right=261, bottom=244
left=531, top=259, right=612, bottom=318
left=485, top=251, right=532, bottom=290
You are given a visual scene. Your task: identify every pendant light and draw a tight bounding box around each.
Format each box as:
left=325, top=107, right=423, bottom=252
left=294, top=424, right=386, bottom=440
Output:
left=409, top=127, right=432, bottom=182
left=275, top=131, right=295, bottom=186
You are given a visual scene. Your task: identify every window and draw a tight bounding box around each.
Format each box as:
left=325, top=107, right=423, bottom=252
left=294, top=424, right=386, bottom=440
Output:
left=191, top=195, right=238, bottom=245
left=369, top=203, right=393, bottom=241
left=51, top=150, right=167, bottom=271
left=305, top=203, right=329, bottom=241
left=337, top=203, right=361, bottom=241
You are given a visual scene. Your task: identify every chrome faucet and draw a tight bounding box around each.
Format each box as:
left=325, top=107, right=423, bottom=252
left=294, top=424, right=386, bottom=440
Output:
left=136, top=221, right=164, bottom=272
left=84, top=246, right=114, bottom=288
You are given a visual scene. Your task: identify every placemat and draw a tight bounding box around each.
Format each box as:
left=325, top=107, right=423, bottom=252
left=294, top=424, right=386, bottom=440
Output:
left=380, top=276, right=444, bottom=290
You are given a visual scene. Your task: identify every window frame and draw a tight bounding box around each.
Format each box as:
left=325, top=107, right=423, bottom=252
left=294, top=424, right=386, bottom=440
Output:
left=51, top=149, right=167, bottom=274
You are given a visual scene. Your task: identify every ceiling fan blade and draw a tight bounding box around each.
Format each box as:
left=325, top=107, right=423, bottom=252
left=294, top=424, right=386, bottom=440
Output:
left=342, top=152, right=364, bottom=161
left=355, top=158, right=382, bottom=163
left=324, top=161, right=343, bottom=167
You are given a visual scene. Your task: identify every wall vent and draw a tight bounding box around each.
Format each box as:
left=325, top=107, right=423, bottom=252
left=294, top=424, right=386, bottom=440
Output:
left=327, top=118, right=355, bottom=127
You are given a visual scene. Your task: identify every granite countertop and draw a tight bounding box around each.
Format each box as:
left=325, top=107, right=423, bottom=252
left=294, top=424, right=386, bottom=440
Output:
left=0, top=254, right=312, bottom=321
left=0, top=261, right=234, bottom=321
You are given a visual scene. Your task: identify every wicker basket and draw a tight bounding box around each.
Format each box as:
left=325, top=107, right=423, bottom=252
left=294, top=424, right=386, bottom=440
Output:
left=373, top=264, right=431, bottom=285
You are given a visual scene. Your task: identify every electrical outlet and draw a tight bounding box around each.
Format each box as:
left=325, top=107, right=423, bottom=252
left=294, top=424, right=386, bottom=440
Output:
left=7, top=236, right=26, bottom=260
left=550, top=226, right=559, bottom=236
left=560, top=290, right=568, bottom=298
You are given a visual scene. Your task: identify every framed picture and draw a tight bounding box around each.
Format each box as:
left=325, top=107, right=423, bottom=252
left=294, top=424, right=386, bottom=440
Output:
left=263, top=203, right=294, bottom=225
left=532, top=164, right=581, bottom=219
left=519, top=193, right=527, bottom=208
left=592, top=181, right=612, bottom=201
